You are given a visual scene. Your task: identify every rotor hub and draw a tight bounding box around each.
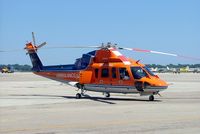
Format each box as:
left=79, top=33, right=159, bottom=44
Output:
left=100, top=42, right=118, bottom=50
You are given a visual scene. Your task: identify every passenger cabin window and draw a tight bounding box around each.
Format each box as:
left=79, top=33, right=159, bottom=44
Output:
left=101, top=68, right=109, bottom=78
left=119, top=68, right=130, bottom=80
left=112, top=67, right=117, bottom=78
left=95, top=69, right=98, bottom=78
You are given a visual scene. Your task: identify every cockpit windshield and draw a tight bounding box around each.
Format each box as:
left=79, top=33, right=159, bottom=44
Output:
left=131, top=67, right=148, bottom=79
left=144, top=66, right=155, bottom=76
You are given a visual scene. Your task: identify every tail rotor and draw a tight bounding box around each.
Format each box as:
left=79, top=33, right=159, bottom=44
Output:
left=25, top=32, right=47, bottom=52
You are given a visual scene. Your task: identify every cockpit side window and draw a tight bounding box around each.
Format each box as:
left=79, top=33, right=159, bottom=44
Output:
left=144, top=66, right=155, bottom=76
left=131, top=67, right=148, bottom=79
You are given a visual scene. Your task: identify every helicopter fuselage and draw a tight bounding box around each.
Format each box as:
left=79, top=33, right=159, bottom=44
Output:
left=27, top=43, right=168, bottom=97
left=25, top=42, right=168, bottom=101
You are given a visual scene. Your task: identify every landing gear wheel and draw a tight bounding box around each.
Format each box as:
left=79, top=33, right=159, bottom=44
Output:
left=76, top=93, right=81, bottom=99
left=105, top=92, right=110, bottom=98
left=149, top=95, right=154, bottom=101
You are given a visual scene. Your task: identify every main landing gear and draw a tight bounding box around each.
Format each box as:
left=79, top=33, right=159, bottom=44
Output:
left=149, top=95, right=154, bottom=101
left=76, top=90, right=85, bottom=99
left=75, top=84, right=85, bottom=99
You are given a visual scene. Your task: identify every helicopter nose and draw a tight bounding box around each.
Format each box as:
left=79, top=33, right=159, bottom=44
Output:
left=157, top=80, right=168, bottom=89
left=150, top=79, right=168, bottom=89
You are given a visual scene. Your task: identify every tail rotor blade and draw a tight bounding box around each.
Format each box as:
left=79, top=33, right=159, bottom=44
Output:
left=37, top=42, right=47, bottom=49
left=32, top=32, right=36, bottom=45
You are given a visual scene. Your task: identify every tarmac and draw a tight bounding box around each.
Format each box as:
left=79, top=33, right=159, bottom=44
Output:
left=0, top=72, right=200, bottom=134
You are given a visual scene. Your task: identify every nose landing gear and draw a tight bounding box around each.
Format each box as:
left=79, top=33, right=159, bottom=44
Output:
left=149, top=95, right=154, bottom=101
left=76, top=93, right=82, bottom=99
left=104, top=92, right=110, bottom=98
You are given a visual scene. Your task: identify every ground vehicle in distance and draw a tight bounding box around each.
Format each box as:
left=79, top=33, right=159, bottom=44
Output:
left=1, top=66, right=14, bottom=73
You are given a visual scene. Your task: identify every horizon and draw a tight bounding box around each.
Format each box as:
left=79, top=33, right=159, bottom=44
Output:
left=0, top=0, right=200, bottom=65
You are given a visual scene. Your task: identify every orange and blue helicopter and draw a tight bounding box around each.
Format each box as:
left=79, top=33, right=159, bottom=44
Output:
left=25, top=32, right=196, bottom=101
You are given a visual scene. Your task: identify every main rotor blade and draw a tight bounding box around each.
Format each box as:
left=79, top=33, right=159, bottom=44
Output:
left=0, top=49, right=24, bottom=52
left=45, top=45, right=101, bottom=49
left=32, top=32, right=36, bottom=46
left=0, top=45, right=100, bottom=52
left=118, top=47, right=200, bottom=61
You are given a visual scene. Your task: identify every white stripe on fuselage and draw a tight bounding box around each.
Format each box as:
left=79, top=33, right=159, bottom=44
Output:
left=84, top=84, right=166, bottom=94
left=112, top=50, right=122, bottom=56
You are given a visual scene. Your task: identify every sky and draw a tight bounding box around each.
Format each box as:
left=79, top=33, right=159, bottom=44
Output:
left=0, top=0, right=200, bottom=65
